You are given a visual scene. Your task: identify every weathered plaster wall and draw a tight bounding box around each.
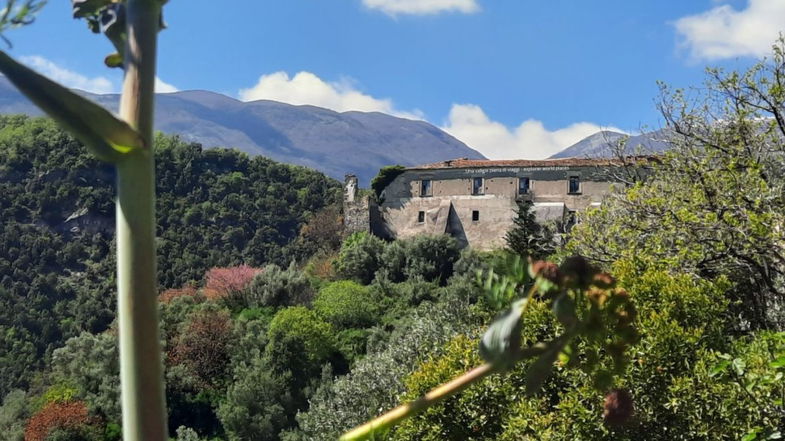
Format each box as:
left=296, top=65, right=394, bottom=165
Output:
left=378, top=166, right=619, bottom=249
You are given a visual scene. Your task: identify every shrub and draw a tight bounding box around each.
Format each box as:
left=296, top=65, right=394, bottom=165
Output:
left=159, top=286, right=199, bottom=304
left=242, top=264, right=313, bottom=308
left=402, top=235, right=461, bottom=284
left=168, top=308, right=233, bottom=390
left=313, top=281, right=379, bottom=329
left=371, top=165, right=406, bottom=199
left=50, top=333, right=120, bottom=422
left=203, top=265, right=262, bottom=301
left=379, top=261, right=744, bottom=441
left=217, top=356, right=293, bottom=441
left=0, top=390, right=29, bottom=441
left=335, top=233, right=385, bottom=284
left=266, top=307, right=336, bottom=372
left=24, top=401, right=97, bottom=441
left=294, top=300, right=482, bottom=441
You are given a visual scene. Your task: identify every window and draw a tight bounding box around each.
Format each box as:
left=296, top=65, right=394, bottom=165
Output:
left=568, top=176, right=580, bottom=194
left=420, top=179, right=432, bottom=197
left=417, top=211, right=425, bottom=223
left=518, top=177, right=530, bottom=194
left=472, top=177, right=484, bottom=195
left=472, top=210, right=480, bottom=222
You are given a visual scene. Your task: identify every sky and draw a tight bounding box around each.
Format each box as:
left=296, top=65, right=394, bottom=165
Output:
left=6, top=0, right=785, bottom=159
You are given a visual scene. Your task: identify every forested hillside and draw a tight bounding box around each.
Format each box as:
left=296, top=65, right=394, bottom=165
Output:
left=3, top=41, right=785, bottom=441
left=0, top=115, right=340, bottom=401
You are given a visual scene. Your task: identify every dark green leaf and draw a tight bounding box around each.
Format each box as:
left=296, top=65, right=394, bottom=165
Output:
left=0, top=50, right=145, bottom=162
left=479, top=298, right=526, bottom=368
left=709, top=360, right=730, bottom=377
left=525, top=336, right=568, bottom=396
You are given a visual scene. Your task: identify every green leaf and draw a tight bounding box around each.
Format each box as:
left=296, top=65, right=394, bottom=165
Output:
left=0, top=50, right=144, bottom=162
left=104, top=52, right=122, bottom=68
left=770, top=355, right=785, bottom=369
left=479, top=298, right=526, bottom=368
left=709, top=360, right=730, bottom=377
left=525, top=336, right=568, bottom=396
left=732, top=358, right=746, bottom=376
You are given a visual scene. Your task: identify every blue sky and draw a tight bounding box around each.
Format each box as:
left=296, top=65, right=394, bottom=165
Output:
left=7, top=0, right=785, bottom=158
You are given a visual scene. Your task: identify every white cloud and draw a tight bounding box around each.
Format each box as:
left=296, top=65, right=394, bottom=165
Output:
left=20, top=55, right=115, bottom=94
left=238, top=71, right=422, bottom=119
left=362, top=0, right=479, bottom=16
left=155, top=77, right=178, bottom=93
left=674, top=0, right=785, bottom=60
left=18, top=55, right=179, bottom=95
left=441, top=104, right=624, bottom=159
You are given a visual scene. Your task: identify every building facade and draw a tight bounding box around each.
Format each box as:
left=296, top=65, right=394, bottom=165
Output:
left=345, top=158, right=639, bottom=250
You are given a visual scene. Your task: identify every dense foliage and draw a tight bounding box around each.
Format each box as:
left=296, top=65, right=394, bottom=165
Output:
left=0, top=115, right=340, bottom=398
left=4, top=40, right=785, bottom=441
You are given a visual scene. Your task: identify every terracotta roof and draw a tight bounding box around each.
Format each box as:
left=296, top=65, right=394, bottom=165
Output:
left=410, top=156, right=657, bottom=170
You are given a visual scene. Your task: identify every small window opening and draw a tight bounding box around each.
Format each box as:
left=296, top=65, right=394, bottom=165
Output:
left=420, top=179, right=432, bottom=197
left=518, top=177, right=530, bottom=194
left=472, top=210, right=480, bottom=222
left=472, top=177, right=484, bottom=195
left=417, top=211, right=425, bottom=223
left=568, top=176, right=580, bottom=194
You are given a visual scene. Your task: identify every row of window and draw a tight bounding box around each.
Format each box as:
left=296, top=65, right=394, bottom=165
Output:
left=419, top=176, right=581, bottom=197
left=417, top=210, right=480, bottom=223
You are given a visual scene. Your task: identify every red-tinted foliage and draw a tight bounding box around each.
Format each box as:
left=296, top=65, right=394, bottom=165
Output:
left=203, top=265, right=262, bottom=300
left=159, top=285, right=199, bottom=304
left=25, top=401, right=93, bottom=441
left=169, top=309, right=233, bottom=389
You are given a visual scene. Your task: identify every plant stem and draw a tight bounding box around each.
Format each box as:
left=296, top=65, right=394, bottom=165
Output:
left=116, top=1, right=167, bottom=440
left=339, top=363, right=499, bottom=441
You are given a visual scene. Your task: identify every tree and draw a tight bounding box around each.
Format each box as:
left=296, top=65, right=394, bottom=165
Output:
left=567, top=36, right=785, bottom=329
left=370, top=165, right=406, bottom=200
left=504, top=200, right=555, bottom=260
left=0, top=0, right=170, bottom=438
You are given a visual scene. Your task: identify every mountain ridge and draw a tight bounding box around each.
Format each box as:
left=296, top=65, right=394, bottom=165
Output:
left=0, top=77, right=485, bottom=184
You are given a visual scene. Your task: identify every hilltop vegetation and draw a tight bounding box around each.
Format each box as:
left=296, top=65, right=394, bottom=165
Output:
left=2, top=39, right=785, bottom=441
left=0, top=115, right=340, bottom=399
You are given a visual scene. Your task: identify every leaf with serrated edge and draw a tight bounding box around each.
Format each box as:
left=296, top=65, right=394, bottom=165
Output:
left=0, top=50, right=144, bottom=162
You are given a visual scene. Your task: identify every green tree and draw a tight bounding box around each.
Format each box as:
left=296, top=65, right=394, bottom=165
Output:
left=505, top=200, right=555, bottom=260
left=567, top=38, right=785, bottom=329
left=313, top=281, right=378, bottom=329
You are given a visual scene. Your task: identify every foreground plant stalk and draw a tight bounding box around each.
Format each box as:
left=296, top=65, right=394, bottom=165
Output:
left=339, top=363, right=498, bottom=441
left=115, top=0, right=167, bottom=440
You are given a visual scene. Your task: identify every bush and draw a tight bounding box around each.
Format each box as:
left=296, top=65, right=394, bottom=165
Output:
left=168, top=307, right=233, bottom=390
left=294, top=300, right=483, bottom=441
left=335, top=233, right=385, bottom=284
left=401, top=235, right=461, bottom=284
left=380, top=260, right=749, bottom=441
left=0, top=390, right=29, bottom=441
left=241, top=264, right=313, bottom=308
left=217, top=356, right=293, bottom=441
left=203, top=265, right=262, bottom=301
left=313, top=281, right=379, bottom=329
left=370, top=165, right=406, bottom=199
left=24, top=401, right=98, bottom=441
left=266, top=307, right=336, bottom=372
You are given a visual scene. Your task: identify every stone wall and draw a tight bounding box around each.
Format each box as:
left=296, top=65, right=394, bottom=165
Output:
left=343, top=174, right=371, bottom=235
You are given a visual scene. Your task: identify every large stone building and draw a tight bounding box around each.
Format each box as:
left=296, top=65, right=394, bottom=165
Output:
left=344, top=157, right=643, bottom=250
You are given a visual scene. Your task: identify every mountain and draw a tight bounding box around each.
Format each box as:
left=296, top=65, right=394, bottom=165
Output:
left=550, top=129, right=671, bottom=158
left=0, top=76, right=484, bottom=184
